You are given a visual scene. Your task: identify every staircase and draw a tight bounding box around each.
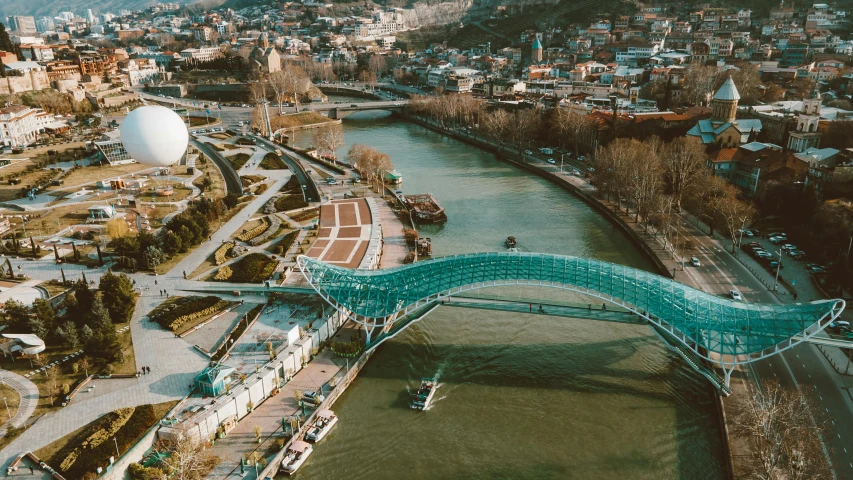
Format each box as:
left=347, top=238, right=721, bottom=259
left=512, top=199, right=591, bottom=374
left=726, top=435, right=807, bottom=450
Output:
left=651, top=324, right=733, bottom=396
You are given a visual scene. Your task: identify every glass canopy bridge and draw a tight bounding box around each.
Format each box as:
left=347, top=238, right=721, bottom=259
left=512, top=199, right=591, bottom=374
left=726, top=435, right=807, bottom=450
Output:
left=298, top=252, right=845, bottom=389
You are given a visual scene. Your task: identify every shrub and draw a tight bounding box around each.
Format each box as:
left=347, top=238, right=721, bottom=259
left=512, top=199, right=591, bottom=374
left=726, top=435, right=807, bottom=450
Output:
left=237, top=217, right=270, bottom=242
left=275, top=230, right=300, bottom=256
left=256, top=183, right=269, bottom=195
left=259, top=153, right=288, bottom=170
left=149, top=296, right=232, bottom=331
left=248, top=215, right=282, bottom=246
left=61, top=407, right=135, bottom=472
left=129, top=464, right=165, bottom=480
left=214, top=243, right=234, bottom=265
left=228, top=253, right=276, bottom=283
left=214, top=266, right=233, bottom=281
left=274, top=195, right=308, bottom=212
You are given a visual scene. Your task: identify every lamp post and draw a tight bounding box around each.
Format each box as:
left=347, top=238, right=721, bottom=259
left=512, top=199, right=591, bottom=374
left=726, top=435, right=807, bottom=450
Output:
left=113, top=437, right=120, bottom=458
left=3, top=397, right=10, bottom=419
left=773, top=249, right=783, bottom=291
left=737, top=217, right=747, bottom=250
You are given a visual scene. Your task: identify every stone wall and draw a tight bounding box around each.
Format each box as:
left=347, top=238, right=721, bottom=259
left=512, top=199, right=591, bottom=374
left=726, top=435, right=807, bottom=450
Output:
left=0, top=70, right=50, bottom=95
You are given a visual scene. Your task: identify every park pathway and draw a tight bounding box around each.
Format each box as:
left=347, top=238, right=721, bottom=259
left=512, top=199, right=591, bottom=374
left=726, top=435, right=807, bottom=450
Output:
left=0, top=369, right=38, bottom=435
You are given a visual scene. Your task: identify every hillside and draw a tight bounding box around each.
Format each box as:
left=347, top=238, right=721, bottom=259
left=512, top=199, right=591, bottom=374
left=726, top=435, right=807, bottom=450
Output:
left=0, top=0, right=198, bottom=19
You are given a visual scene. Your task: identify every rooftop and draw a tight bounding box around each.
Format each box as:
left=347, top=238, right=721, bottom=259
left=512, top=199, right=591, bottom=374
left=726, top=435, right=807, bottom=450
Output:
left=713, top=76, right=741, bottom=101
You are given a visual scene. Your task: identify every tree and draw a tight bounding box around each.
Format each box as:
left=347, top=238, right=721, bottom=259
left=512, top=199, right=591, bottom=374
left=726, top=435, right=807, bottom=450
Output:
left=106, top=218, right=130, bottom=239
left=161, top=230, right=183, bottom=255
left=154, top=437, right=219, bottom=480
left=86, top=298, right=122, bottom=365
left=143, top=245, right=166, bottom=269
left=662, top=137, right=707, bottom=211
left=56, top=320, right=80, bottom=349
left=710, top=183, right=757, bottom=252
left=2, top=299, right=31, bottom=332
left=248, top=81, right=268, bottom=105
left=79, top=356, right=91, bottom=377
left=99, top=271, right=136, bottom=324
left=731, top=381, right=832, bottom=479
left=823, top=119, right=853, bottom=150
left=46, top=364, right=60, bottom=390
left=368, top=54, right=387, bottom=78
left=312, top=125, right=344, bottom=161
left=681, top=63, right=718, bottom=106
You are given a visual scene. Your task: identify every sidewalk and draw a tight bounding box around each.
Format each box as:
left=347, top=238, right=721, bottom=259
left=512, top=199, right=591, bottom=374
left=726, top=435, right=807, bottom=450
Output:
left=376, top=198, right=409, bottom=269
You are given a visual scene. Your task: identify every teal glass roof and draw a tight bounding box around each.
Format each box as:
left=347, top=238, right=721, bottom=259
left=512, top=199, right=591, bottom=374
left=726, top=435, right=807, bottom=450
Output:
left=298, top=253, right=845, bottom=366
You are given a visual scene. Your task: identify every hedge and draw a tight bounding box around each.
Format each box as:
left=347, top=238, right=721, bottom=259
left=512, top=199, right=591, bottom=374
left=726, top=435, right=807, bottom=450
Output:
left=274, top=230, right=300, bottom=255
left=149, top=296, right=230, bottom=331
left=237, top=217, right=270, bottom=242
left=214, top=265, right=233, bottom=281
left=59, top=407, right=135, bottom=473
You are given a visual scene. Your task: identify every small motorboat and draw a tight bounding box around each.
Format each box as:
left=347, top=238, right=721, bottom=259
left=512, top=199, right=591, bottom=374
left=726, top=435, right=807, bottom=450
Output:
left=505, top=236, right=517, bottom=248
left=411, top=378, right=437, bottom=410
left=305, top=409, right=338, bottom=443
left=281, top=440, right=312, bottom=475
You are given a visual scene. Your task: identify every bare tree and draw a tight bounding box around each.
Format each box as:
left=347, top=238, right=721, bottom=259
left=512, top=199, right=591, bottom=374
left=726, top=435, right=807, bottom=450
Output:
left=710, top=183, right=757, bottom=252
left=268, top=70, right=288, bottom=114
left=681, top=63, right=718, bottom=106
left=312, top=125, right=344, bottom=162
left=249, top=81, right=268, bottom=105
left=662, top=137, right=707, bottom=211
left=730, top=381, right=832, bottom=480
left=155, top=437, right=220, bottom=480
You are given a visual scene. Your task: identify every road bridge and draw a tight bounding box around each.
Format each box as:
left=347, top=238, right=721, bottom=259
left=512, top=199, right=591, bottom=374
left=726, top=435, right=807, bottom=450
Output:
left=303, top=100, right=408, bottom=119
left=298, top=252, right=846, bottom=388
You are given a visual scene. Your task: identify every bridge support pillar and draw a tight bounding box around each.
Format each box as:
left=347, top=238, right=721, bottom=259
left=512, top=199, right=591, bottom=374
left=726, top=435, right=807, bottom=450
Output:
left=723, top=366, right=735, bottom=392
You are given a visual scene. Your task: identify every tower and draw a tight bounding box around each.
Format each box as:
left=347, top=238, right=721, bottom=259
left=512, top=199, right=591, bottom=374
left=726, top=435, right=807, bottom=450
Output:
left=710, top=76, right=740, bottom=123
left=531, top=36, right=543, bottom=64
left=259, top=32, right=270, bottom=50
left=787, top=85, right=822, bottom=152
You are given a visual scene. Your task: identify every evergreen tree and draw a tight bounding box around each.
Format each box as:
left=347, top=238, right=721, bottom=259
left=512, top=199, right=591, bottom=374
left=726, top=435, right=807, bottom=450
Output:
left=2, top=300, right=31, bottom=332
left=85, top=298, right=122, bottom=364
left=0, top=23, right=22, bottom=60
left=98, top=271, right=136, bottom=324
left=72, top=278, right=95, bottom=321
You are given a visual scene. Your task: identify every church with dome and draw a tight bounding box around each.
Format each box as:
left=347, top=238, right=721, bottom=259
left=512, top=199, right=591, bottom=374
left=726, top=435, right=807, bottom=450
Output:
left=687, top=77, right=763, bottom=148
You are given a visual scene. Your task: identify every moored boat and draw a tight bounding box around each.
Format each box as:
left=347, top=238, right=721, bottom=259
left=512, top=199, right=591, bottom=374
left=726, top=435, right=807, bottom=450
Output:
left=281, top=440, right=312, bottom=475
left=410, top=378, right=437, bottom=410
left=305, top=409, right=338, bottom=443
left=403, top=194, right=447, bottom=224
left=384, top=169, right=403, bottom=185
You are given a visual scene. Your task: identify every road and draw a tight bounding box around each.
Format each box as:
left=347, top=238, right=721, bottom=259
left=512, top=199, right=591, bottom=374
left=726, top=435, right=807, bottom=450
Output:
left=519, top=146, right=853, bottom=477
left=190, top=139, right=242, bottom=195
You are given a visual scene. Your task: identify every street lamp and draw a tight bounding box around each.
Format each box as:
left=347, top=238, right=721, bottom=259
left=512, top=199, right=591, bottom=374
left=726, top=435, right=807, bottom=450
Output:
left=3, top=397, right=10, bottom=419
left=773, top=248, right=783, bottom=291
left=113, top=437, right=120, bottom=458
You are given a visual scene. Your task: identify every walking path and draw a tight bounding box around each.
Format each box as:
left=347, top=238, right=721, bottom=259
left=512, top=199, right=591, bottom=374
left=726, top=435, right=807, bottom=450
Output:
left=376, top=199, right=408, bottom=269
left=0, top=369, right=38, bottom=434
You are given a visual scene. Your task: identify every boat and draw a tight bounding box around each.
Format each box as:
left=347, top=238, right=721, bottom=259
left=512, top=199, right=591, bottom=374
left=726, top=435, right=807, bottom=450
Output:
left=280, top=440, right=312, bottom=475
left=410, top=378, right=437, bottom=410
left=403, top=194, right=447, bottom=224
left=505, top=236, right=517, bottom=248
left=384, top=169, right=403, bottom=185
left=305, top=409, right=338, bottom=443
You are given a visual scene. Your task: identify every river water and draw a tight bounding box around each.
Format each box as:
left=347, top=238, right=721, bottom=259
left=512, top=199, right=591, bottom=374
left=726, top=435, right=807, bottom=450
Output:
left=288, top=108, right=725, bottom=479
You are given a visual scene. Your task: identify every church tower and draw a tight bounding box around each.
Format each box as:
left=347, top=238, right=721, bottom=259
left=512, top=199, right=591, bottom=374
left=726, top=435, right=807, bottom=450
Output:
left=710, top=76, right=740, bottom=124
left=787, top=85, right=822, bottom=152
left=531, top=36, right=543, bottom=64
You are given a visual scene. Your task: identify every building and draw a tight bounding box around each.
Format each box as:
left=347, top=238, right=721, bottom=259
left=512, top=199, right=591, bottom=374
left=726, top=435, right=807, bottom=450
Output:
left=194, top=364, right=236, bottom=397
left=531, top=36, right=543, bottom=64
left=180, top=47, right=223, bottom=64
left=787, top=86, right=823, bottom=152
left=249, top=33, right=281, bottom=74
left=687, top=77, right=762, bottom=147
left=95, top=139, right=135, bottom=165
left=0, top=105, right=42, bottom=148
left=10, top=16, right=37, bottom=35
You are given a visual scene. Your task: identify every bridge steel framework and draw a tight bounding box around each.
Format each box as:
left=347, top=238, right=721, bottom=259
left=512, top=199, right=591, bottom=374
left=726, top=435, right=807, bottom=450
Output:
left=297, top=252, right=845, bottom=387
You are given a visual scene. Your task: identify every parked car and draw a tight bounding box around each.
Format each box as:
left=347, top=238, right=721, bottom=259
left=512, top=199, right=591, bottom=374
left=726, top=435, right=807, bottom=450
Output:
left=524, top=150, right=533, bottom=155
left=547, top=158, right=556, bottom=164
left=767, top=261, right=783, bottom=269
left=690, top=257, right=700, bottom=267
left=746, top=242, right=761, bottom=247
left=729, top=290, right=743, bottom=301
left=781, top=244, right=797, bottom=250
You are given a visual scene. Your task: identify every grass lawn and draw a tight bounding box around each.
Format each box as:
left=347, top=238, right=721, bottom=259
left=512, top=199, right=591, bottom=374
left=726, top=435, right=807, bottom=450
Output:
left=112, top=322, right=138, bottom=376
left=174, top=301, right=238, bottom=336
left=56, top=163, right=152, bottom=189
left=259, top=153, right=288, bottom=170
left=34, top=400, right=179, bottom=473
left=271, top=112, right=335, bottom=129
left=188, top=250, right=220, bottom=280
left=40, top=281, right=72, bottom=299
left=209, top=132, right=233, bottom=140
left=136, top=184, right=194, bottom=203
left=226, top=152, right=251, bottom=170
left=0, top=383, right=20, bottom=427
left=193, top=157, right=227, bottom=199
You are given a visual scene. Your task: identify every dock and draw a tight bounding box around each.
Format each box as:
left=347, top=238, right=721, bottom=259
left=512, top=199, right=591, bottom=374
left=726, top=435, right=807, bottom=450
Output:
left=402, top=193, right=447, bottom=224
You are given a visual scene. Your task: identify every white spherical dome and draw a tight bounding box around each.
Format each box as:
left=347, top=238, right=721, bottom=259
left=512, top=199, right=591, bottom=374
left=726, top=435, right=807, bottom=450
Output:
left=120, top=106, right=188, bottom=167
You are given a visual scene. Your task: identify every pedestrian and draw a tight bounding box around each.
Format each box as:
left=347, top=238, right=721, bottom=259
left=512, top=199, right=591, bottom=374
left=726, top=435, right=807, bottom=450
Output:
left=155, top=279, right=158, bottom=285
left=529, top=303, right=532, bottom=312
left=183, top=270, right=187, bottom=279
left=602, top=303, right=606, bottom=311
left=29, top=465, right=34, bottom=474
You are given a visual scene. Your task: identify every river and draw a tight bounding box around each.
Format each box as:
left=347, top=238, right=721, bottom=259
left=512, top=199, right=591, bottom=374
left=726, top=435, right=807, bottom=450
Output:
left=287, top=107, right=726, bottom=479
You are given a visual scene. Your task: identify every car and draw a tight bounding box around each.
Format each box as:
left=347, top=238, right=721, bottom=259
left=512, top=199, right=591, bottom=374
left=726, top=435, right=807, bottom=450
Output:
left=139, top=214, right=148, bottom=219
left=809, top=266, right=826, bottom=273
left=769, top=237, right=784, bottom=244
left=578, top=155, right=586, bottom=161
left=767, top=261, right=783, bottom=269
left=547, top=158, right=556, bottom=164
left=571, top=169, right=581, bottom=176
left=789, top=250, right=806, bottom=258
left=690, top=257, right=700, bottom=267
left=756, top=251, right=773, bottom=258
left=525, top=150, right=533, bottom=155
left=781, top=244, right=797, bottom=250
left=351, top=104, right=359, bottom=107
left=769, top=232, right=787, bottom=238
left=729, top=290, right=743, bottom=301
left=587, top=167, right=595, bottom=172
left=746, top=242, right=761, bottom=247
left=327, top=179, right=339, bottom=185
